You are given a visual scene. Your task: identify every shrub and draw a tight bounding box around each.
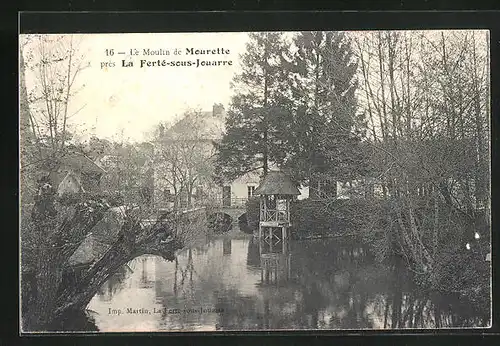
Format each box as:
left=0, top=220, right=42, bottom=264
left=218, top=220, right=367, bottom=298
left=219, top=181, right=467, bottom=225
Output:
left=290, top=197, right=375, bottom=239
left=57, top=191, right=124, bottom=207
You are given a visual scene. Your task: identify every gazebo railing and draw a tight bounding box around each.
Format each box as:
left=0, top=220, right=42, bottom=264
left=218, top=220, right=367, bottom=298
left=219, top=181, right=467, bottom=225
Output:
left=260, top=209, right=290, bottom=222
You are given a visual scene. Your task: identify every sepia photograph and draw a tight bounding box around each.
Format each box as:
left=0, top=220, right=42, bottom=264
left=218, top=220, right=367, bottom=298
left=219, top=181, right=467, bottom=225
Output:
left=19, top=30, right=492, bottom=332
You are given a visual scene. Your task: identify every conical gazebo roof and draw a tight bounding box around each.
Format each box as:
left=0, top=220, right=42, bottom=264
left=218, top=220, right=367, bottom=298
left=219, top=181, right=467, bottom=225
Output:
left=254, top=171, right=301, bottom=196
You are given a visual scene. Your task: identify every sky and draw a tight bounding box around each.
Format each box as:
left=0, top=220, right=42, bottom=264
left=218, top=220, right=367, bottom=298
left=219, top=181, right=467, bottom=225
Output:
left=20, top=30, right=489, bottom=144
left=22, top=32, right=250, bottom=143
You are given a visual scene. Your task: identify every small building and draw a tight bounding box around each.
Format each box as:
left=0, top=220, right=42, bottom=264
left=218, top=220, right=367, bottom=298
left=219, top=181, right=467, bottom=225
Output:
left=254, top=171, right=300, bottom=253
left=57, top=171, right=84, bottom=196
left=38, top=149, right=106, bottom=195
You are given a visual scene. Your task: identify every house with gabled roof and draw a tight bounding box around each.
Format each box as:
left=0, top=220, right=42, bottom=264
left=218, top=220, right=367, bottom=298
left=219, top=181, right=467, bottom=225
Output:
left=34, top=148, right=107, bottom=196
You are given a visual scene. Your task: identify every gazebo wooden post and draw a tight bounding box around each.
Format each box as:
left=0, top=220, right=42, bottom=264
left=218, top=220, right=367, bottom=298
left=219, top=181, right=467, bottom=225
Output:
left=258, top=194, right=265, bottom=243
left=263, top=195, right=267, bottom=220
left=282, top=226, right=286, bottom=254
left=287, top=254, right=291, bottom=279
left=262, top=261, right=265, bottom=283
left=258, top=223, right=262, bottom=245
left=269, top=226, right=273, bottom=252
left=275, top=260, right=278, bottom=284
left=287, top=199, right=291, bottom=225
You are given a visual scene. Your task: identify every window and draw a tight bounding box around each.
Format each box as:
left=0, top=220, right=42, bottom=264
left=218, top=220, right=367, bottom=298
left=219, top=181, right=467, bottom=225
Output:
left=247, top=185, right=256, bottom=199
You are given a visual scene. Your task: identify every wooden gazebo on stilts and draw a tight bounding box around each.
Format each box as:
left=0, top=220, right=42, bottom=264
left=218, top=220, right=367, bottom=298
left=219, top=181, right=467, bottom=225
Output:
left=254, top=171, right=300, bottom=284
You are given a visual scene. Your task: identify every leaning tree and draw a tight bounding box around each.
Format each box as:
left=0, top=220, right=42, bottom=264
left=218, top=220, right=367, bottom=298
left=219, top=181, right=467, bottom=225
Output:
left=19, top=34, right=184, bottom=331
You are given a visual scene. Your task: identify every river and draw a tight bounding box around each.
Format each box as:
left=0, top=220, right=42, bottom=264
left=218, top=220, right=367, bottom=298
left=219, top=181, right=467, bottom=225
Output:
left=85, top=233, right=490, bottom=331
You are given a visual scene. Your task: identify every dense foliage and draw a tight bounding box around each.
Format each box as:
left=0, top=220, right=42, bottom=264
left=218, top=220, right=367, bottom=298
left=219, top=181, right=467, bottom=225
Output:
left=239, top=31, right=490, bottom=307
left=215, top=32, right=368, bottom=186
left=214, top=32, right=293, bottom=182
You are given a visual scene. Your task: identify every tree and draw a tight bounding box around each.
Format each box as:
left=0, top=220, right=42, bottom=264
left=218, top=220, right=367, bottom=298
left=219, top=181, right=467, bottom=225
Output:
left=20, top=35, right=183, bottom=331
left=21, top=35, right=94, bottom=330
left=21, top=35, right=88, bottom=155
left=279, top=31, right=367, bottom=190
left=154, top=110, right=216, bottom=209
left=98, top=141, right=153, bottom=205
left=79, top=136, right=113, bottom=161
left=214, top=32, right=292, bottom=183
left=22, top=183, right=182, bottom=331
left=353, top=30, right=490, bottom=293
left=20, top=36, right=40, bottom=205
left=20, top=34, right=90, bottom=206
left=215, top=31, right=367, bottom=193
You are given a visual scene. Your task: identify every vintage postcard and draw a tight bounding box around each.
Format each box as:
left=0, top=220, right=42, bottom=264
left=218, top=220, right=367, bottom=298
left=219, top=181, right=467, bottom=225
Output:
left=19, top=29, right=492, bottom=333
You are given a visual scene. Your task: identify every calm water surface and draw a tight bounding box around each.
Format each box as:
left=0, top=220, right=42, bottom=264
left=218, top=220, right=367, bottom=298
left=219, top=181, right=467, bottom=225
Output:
left=86, top=234, right=490, bottom=331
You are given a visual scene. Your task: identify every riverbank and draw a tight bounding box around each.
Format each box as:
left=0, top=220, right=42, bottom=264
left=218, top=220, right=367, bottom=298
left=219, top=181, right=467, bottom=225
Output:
left=292, top=233, right=357, bottom=241
left=238, top=227, right=357, bottom=241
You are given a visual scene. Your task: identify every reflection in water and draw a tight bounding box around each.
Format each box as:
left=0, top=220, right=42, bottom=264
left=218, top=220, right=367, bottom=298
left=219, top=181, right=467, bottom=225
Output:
left=247, top=237, right=260, bottom=267
left=97, top=265, right=132, bottom=302
left=260, top=253, right=291, bottom=285
left=86, top=236, right=490, bottom=332
left=139, top=257, right=156, bottom=289
left=223, top=238, right=232, bottom=255
left=258, top=230, right=291, bottom=286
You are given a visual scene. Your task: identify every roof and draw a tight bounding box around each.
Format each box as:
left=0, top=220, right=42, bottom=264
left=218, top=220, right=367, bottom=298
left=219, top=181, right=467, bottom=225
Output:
left=62, top=150, right=106, bottom=174
left=163, top=108, right=225, bottom=142
left=253, top=171, right=301, bottom=196
left=39, top=148, right=107, bottom=174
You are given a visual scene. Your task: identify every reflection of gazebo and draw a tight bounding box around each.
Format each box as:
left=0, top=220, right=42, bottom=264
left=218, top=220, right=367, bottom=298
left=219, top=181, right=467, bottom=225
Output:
left=260, top=252, right=291, bottom=285
left=254, top=171, right=299, bottom=285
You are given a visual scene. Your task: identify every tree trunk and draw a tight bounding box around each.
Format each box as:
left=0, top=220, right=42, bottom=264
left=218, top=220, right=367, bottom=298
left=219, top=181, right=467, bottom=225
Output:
left=24, top=183, right=109, bottom=330
left=472, top=34, right=487, bottom=212
left=262, top=74, right=269, bottom=175
left=432, top=191, right=440, bottom=258
left=23, top=182, right=183, bottom=331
